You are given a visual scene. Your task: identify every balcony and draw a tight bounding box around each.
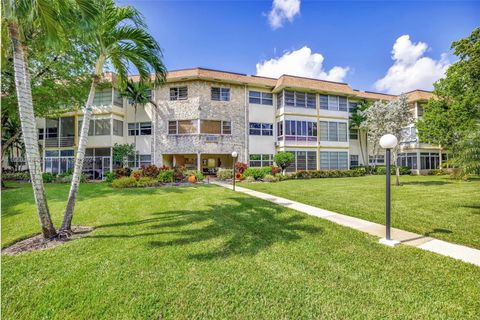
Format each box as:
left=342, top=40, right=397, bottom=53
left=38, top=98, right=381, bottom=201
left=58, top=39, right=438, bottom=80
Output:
left=45, top=137, right=75, bottom=148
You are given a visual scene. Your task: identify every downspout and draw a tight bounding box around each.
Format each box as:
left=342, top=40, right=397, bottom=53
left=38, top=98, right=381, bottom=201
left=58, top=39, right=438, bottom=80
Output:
left=316, top=93, right=320, bottom=170
left=244, top=84, right=248, bottom=163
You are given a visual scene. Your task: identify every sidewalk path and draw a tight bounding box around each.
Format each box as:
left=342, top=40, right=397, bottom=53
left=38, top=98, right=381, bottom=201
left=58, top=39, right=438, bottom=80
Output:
left=212, top=181, right=480, bottom=267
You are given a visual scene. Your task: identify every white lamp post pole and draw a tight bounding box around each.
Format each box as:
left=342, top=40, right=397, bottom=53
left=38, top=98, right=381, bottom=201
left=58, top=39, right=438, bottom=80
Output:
left=379, top=134, right=399, bottom=247
left=231, top=151, right=238, bottom=191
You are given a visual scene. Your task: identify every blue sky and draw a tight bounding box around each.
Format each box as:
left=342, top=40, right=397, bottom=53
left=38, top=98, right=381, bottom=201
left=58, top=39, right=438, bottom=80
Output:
left=120, top=0, right=479, bottom=94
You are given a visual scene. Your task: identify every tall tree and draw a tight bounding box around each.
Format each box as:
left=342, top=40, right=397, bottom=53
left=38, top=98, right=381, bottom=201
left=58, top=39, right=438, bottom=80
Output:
left=349, top=100, right=370, bottom=167
left=120, top=80, right=156, bottom=168
left=361, top=95, right=412, bottom=185
left=2, top=0, right=96, bottom=238
left=61, top=0, right=167, bottom=235
left=417, top=28, right=480, bottom=151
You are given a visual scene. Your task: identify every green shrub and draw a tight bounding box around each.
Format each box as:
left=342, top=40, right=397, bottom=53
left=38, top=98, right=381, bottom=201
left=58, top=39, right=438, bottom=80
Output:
left=42, top=172, right=54, bottom=183
left=173, top=167, right=185, bottom=182
left=374, top=166, right=411, bottom=175
left=217, top=168, right=233, bottom=180
left=184, top=170, right=204, bottom=181
left=57, top=175, right=73, bottom=183
left=428, top=168, right=449, bottom=176
left=273, top=152, right=295, bottom=172
left=243, top=167, right=272, bottom=180
left=112, top=176, right=137, bottom=188
left=244, top=176, right=255, bottom=183
left=115, top=167, right=132, bottom=178
left=263, top=174, right=278, bottom=182
left=104, top=171, right=116, bottom=183
left=158, top=169, right=174, bottom=183
left=2, top=172, right=30, bottom=181
left=288, top=169, right=367, bottom=180
left=136, top=177, right=158, bottom=187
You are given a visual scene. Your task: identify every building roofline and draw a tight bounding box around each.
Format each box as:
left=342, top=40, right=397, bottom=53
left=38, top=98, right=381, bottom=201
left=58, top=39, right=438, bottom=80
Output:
left=278, top=73, right=349, bottom=85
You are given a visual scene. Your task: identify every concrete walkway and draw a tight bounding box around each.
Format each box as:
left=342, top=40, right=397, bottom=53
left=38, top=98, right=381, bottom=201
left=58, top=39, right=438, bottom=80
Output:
left=213, top=181, right=480, bottom=267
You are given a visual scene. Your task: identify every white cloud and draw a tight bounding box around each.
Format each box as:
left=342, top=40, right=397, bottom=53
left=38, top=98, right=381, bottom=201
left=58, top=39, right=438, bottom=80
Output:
left=268, top=0, right=301, bottom=29
left=256, top=46, right=349, bottom=82
left=375, top=35, right=450, bottom=94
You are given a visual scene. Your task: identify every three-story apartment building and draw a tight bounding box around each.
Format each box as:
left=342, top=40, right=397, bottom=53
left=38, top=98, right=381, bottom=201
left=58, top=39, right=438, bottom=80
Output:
left=24, top=68, right=441, bottom=179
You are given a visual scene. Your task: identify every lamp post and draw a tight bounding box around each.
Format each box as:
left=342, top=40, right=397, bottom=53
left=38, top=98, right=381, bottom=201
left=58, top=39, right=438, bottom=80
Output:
left=379, top=134, right=400, bottom=247
left=231, top=151, right=238, bottom=191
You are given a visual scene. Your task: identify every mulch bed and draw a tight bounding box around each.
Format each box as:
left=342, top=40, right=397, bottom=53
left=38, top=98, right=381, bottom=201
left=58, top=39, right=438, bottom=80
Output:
left=2, top=225, right=94, bottom=256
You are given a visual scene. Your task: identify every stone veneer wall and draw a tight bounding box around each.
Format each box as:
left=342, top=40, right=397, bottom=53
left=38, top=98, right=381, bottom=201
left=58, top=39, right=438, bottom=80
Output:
left=153, top=80, right=247, bottom=166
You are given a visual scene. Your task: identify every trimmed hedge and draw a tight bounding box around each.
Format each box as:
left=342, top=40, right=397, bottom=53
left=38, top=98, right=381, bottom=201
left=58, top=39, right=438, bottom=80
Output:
left=375, top=166, right=411, bottom=175
left=243, top=167, right=273, bottom=180
left=291, top=169, right=366, bottom=180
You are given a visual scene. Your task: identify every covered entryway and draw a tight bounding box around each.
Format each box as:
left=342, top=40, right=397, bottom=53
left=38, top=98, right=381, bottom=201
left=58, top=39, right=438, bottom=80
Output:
left=162, top=153, right=234, bottom=176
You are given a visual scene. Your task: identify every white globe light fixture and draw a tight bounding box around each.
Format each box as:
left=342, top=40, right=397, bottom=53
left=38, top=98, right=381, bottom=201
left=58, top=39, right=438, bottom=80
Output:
left=378, top=134, right=400, bottom=247
left=231, top=151, right=238, bottom=158
left=380, top=134, right=398, bottom=149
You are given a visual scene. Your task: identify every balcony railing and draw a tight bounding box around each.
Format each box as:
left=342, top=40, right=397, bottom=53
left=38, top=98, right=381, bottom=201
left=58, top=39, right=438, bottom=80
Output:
left=45, top=137, right=74, bottom=148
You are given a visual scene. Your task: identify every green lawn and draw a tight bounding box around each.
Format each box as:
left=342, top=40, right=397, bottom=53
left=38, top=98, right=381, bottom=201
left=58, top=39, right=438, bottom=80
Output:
left=240, top=175, right=480, bottom=249
left=2, top=182, right=480, bottom=319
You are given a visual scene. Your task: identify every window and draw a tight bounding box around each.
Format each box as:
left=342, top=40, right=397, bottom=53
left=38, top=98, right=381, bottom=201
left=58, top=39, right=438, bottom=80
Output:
left=249, top=123, right=261, bottom=135
left=420, top=152, right=439, bottom=170
left=350, top=155, right=359, bottom=167
left=320, top=95, right=328, bottom=110
left=277, top=91, right=283, bottom=109
left=168, top=121, right=177, bottom=134
left=222, top=121, right=231, bottom=134
left=78, top=120, right=94, bottom=136
left=339, top=97, right=348, bottom=112
left=369, top=155, right=385, bottom=165
left=178, top=120, right=198, bottom=134
left=282, top=120, right=317, bottom=141
left=249, top=123, right=273, bottom=136
left=249, top=91, right=273, bottom=105
left=349, top=128, right=358, bottom=140
left=128, top=154, right=151, bottom=168
left=211, top=87, right=230, bottom=101
left=170, top=87, right=188, bottom=100
left=417, top=104, right=424, bottom=117
left=201, top=120, right=221, bottom=134
left=128, top=122, right=152, bottom=136
left=320, top=121, right=348, bottom=142
left=93, top=89, right=112, bottom=106
left=249, top=154, right=273, bottom=167
left=328, top=122, right=338, bottom=141
left=277, top=121, right=283, bottom=137
left=320, top=152, right=348, bottom=170
left=397, top=153, right=418, bottom=169
left=95, top=119, right=111, bottom=136
left=113, top=119, right=123, bottom=136
left=348, top=102, right=358, bottom=113
left=281, top=90, right=316, bottom=108
left=338, top=123, right=347, bottom=142
left=38, top=128, right=44, bottom=140
left=46, top=118, right=59, bottom=138
left=285, top=151, right=317, bottom=172
left=113, top=89, right=123, bottom=106
left=328, top=96, right=339, bottom=111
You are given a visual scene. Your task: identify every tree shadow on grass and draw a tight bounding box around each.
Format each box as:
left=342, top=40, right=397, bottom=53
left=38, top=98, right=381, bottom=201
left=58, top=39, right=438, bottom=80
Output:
left=90, top=196, right=322, bottom=261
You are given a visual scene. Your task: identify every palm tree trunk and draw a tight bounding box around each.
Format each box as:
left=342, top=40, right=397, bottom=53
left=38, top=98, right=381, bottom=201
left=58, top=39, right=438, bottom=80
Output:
left=134, top=105, right=137, bottom=168
left=60, top=57, right=105, bottom=233
left=8, top=21, right=57, bottom=238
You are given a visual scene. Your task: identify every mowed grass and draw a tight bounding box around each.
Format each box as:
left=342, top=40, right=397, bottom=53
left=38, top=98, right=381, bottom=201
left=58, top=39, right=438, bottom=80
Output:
left=241, top=175, right=480, bottom=249
left=2, top=182, right=480, bottom=319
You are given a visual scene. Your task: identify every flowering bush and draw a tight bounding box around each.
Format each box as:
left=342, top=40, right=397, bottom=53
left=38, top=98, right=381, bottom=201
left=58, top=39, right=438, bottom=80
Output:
left=235, top=172, right=243, bottom=180
left=271, top=166, right=281, bottom=175
left=159, top=165, right=170, bottom=171
left=235, top=162, right=248, bottom=174
left=131, top=170, right=143, bottom=181
left=141, top=164, right=159, bottom=178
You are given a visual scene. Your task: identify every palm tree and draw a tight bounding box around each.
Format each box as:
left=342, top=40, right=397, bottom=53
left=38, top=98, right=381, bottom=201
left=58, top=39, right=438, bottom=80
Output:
left=120, top=80, right=157, bottom=168
left=2, top=0, right=96, bottom=238
left=349, top=100, right=370, bottom=167
left=61, top=0, right=166, bottom=235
